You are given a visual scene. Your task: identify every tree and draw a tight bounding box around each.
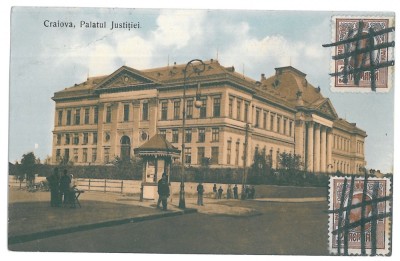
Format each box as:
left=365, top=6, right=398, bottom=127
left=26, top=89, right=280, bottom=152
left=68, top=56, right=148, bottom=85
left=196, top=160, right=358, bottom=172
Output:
left=20, top=152, right=37, bottom=186
left=278, top=152, right=303, bottom=171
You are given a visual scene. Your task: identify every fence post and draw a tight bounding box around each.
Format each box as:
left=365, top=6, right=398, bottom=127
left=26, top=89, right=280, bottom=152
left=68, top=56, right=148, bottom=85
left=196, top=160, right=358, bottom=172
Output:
left=104, top=179, right=107, bottom=193
left=121, top=180, right=123, bottom=194
left=89, top=179, right=91, bottom=191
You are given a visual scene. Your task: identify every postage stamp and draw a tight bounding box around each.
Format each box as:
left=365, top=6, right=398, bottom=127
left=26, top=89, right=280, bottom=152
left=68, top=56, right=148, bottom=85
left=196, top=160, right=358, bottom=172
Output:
left=325, top=16, right=395, bottom=92
left=328, top=176, right=392, bottom=255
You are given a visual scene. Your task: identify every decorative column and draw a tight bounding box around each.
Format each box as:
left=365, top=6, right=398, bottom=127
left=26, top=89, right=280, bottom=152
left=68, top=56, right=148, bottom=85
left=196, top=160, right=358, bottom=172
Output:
left=326, top=128, right=333, bottom=173
left=313, top=123, right=321, bottom=173
left=307, top=122, right=314, bottom=172
left=320, top=126, right=327, bottom=173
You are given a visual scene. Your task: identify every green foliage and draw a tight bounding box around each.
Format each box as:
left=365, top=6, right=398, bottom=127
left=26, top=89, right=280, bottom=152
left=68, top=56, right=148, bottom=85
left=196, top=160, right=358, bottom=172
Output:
left=20, top=152, right=37, bottom=185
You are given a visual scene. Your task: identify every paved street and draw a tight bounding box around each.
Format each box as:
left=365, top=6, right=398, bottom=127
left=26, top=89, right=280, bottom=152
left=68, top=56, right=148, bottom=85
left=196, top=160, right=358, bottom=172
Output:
left=9, top=199, right=329, bottom=255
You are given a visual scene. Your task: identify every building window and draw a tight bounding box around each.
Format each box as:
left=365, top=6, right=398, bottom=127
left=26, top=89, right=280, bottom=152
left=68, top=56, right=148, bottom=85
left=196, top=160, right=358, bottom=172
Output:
left=73, top=148, right=79, bottom=163
left=289, top=121, right=293, bottom=137
left=237, top=100, right=241, bottom=120
left=94, top=106, right=98, bottom=124
left=123, top=104, right=130, bottom=122
left=174, top=100, right=181, bottom=120
left=92, top=148, right=97, bottom=163
left=75, top=109, right=81, bottom=125
left=142, top=102, right=149, bottom=121
left=263, top=112, right=267, bottom=129
left=227, top=140, right=232, bottom=165
left=283, top=118, right=287, bottom=135
left=65, top=134, right=70, bottom=145
left=244, top=102, right=249, bottom=122
left=106, top=105, right=112, bottom=123
left=58, top=110, right=63, bottom=126
left=93, top=132, right=98, bottom=144
left=104, top=148, right=110, bottom=163
left=73, top=133, right=79, bottom=145
left=161, top=101, right=168, bottom=120
left=56, top=134, right=61, bottom=145
left=229, top=97, right=233, bottom=118
left=184, top=148, right=191, bottom=164
left=235, top=141, right=240, bottom=166
left=82, top=148, right=88, bottom=163
left=185, top=129, right=192, bottom=143
left=159, top=129, right=166, bottom=139
left=211, top=147, right=219, bottom=164
left=186, top=100, right=193, bottom=119
left=66, top=110, right=72, bottom=125
left=270, top=113, right=275, bottom=131
left=200, top=99, right=207, bottom=118
left=213, top=97, right=221, bottom=117
left=84, top=108, right=90, bottom=124
left=64, top=149, right=70, bottom=162
left=255, top=109, right=260, bottom=128
left=56, top=149, right=61, bottom=162
left=212, top=128, right=219, bottom=142
left=277, top=116, right=281, bottom=133
left=83, top=133, right=89, bottom=144
left=172, top=129, right=179, bottom=143
left=198, top=128, right=205, bottom=142
left=197, top=147, right=205, bottom=165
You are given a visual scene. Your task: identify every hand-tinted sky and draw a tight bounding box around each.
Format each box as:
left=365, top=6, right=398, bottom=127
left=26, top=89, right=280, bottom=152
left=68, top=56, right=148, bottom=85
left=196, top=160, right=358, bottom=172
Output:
left=9, top=7, right=394, bottom=172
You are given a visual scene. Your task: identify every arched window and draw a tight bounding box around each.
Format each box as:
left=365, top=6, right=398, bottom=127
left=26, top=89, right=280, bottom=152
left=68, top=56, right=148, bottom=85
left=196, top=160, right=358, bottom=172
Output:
left=120, top=135, right=131, bottom=161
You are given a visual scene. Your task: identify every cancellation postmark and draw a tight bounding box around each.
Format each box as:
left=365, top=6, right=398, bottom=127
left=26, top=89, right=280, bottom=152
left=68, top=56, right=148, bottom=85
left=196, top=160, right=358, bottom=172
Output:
left=325, top=16, right=395, bottom=92
left=328, top=176, right=392, bottom=255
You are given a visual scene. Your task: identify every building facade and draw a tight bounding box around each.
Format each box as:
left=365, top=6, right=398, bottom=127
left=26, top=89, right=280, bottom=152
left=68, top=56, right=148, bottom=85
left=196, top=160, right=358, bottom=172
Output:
left=51, top=59, right=366, bottom=174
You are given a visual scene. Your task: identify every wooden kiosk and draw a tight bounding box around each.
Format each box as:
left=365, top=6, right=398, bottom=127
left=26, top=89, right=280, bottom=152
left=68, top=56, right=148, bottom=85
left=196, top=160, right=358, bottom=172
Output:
left=134, top=134, right=181, bottom=200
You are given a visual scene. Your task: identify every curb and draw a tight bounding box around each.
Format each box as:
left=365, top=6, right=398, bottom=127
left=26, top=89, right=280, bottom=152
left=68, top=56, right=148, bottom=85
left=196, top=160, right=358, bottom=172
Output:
left=9, top=208, right=197, bottom=245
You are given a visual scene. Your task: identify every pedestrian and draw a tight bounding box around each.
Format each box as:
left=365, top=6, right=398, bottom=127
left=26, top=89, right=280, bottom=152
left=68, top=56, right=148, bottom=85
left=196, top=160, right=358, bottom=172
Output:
left=218, top=186, right=223, bottom=199
left=213, top=184, right=217, bottom=199
left=245, top=185, right=250, bottom=200
left=197, top=182, right=204, bottom=206
left=250, top=185, right=256, bottom=199
left=157, top=173, right=167, bottom=208
left=227, top=184, right=232, bottom=199
left=233, top=184, right=239, bottom=199
left=59, top=169, right=71, bottom=206
left=157, top=174, right=170, bottom=210
left=46, top=167, right=60, bottom=207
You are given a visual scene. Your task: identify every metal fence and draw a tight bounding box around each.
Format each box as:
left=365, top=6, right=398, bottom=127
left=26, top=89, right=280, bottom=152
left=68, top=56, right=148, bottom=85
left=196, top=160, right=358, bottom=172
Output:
left=75, top=178, right=139, bottom=194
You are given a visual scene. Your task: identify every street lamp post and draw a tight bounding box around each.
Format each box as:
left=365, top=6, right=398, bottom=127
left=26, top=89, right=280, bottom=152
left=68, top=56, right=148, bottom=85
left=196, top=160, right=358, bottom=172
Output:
left=241, top=123, right=250, bottom=200
left=179, top=59, right=205, bottom=209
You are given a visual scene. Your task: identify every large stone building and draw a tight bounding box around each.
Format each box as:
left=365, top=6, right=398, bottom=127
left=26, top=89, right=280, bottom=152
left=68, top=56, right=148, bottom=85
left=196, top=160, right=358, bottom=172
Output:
left=51, top=59, right=366, bottom=174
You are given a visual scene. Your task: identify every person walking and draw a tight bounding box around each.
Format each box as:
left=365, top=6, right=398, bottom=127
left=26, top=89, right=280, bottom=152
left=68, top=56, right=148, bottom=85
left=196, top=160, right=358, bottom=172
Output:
left=46, top=167, right=60, bottom=207
left=227, top=184, right=232, bottom=199
left=197, top=182, right=204, bottom=206
left=157, top=173, right=168, bottom=208
left=250, top=185, right=256, bottom=199
left=218, top=186, right=223, bottom=199
left=213, top=184, right=218, bottom=199
left=233, top=184, right=239, bottom=199
left=59, top=169, right=71, bottom=206
left=157, top=174, right=170, bottom=210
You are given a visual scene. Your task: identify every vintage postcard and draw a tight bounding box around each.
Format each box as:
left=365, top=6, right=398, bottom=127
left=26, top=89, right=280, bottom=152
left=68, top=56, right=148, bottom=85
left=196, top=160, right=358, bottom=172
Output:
left=7, top=6, right=394, bottom=257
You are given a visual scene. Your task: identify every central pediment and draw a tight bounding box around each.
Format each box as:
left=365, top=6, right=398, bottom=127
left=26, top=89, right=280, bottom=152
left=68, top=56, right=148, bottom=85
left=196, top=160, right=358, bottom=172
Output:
left=95, top=66, right=159, bottom=92
left=316, top=99, right=338, bottom=120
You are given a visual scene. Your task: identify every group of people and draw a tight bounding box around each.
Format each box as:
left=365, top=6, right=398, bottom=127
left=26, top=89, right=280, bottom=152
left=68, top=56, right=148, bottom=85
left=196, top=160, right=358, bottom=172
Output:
left=46, top=167, right=76, bottom=207
left=212, top=184, right=242, bottom=200
left=155, top=174, right=257, bottom=209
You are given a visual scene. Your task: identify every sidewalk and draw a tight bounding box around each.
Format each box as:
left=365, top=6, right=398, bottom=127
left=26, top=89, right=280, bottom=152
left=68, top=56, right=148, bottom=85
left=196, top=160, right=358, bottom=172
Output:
left=7, top=188, right=258, bottom=244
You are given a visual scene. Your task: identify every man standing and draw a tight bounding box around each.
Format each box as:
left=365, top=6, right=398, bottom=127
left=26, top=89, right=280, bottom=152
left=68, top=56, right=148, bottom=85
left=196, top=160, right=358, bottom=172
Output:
left=233, top=184, right=239, bottom=199
left=59, top=169, right=71, bottom=206
left=157, top=174, right=170, bottom=210
left=46, top=167, right=60, bottom=207
left=197, top=182, right=204, bottom=206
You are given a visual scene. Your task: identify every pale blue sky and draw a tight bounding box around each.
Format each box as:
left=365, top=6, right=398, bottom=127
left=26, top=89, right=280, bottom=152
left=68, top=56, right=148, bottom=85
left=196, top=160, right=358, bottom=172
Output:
left=9, top=7, right=394, bottom=172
